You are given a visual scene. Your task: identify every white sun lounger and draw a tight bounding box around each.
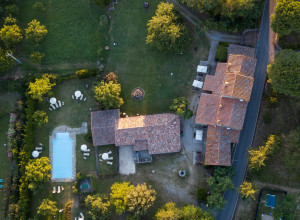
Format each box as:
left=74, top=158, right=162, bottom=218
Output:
left=72, top=95, right=74, bottom=99
left=107, top=157, right=113, bottom=160
left=80, top=94, right=83, bottom=100
left=58, top=100, right=61, bottom=107
left=83, top=97, right=86, bottom=101
left=49, top=108, right=52, bottom=111
left=51, top=104, right=56, bottom=109
left=83, top=153, right=89, bottom=156
left=57, top=186, right=61, bottom=193
left=107, top=161, right=113, bottom=165
left=53, top=186, right=56, bottom=193
left=83, top=157, right=87, bottom=160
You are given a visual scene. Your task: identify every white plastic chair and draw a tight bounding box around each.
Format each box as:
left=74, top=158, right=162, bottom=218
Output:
left=107, top=161, right=113, bottom=165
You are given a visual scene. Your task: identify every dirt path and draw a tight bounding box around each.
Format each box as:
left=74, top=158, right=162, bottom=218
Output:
left=254, top=181, right=300, bottom=194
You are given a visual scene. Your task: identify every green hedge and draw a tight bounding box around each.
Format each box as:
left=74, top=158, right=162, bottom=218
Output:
left=216, top=42, right=229, bottom=62
left=278, top=35, right=300, bottom=50
left=76, top=68, right=98, bottom=79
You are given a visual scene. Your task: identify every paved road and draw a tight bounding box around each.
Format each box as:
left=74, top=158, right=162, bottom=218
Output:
left=216, top=0, right=270, bottom=220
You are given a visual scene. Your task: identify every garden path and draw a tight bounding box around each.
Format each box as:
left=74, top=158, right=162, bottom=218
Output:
left=254, top=181, right=300, bottom=194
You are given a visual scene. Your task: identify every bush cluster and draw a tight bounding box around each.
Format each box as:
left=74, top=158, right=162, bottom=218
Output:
left=216, top=42, right=229, bottom=62
left=76, top=68, right=98, bottom=79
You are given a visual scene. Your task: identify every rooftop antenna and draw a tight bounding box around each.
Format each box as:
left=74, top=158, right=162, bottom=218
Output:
left=6, top=52, right=22, bottom=64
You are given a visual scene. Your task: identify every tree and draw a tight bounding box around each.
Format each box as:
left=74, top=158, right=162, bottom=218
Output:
left=94, top=81, right=124, bottom=110
left=28, top=74, right=57, bottom=101
left=267, top=50, right=300, bottom=98
left=182, top=0, right=262, bottom=32
left=264, top=134, right=282, bottom=155
left=146, top=2, right=190, bottom=54
left=181, top=204, right=214, bottom=220
left=4, top=16, right=17, bottom=25
left=274, top=194, right=297, bottom=220
left=271, top=0, right=300, bottom=35
left=25, top=19, right=48, bottom=42
left=155, top=202, right=181, bottom=220
left=206, top=167, right=234, bottom=210
left=30, top=51, right=44, bottom=64
left=85, top=194, right=111, bottom=220
left=32, top=110, right=48, bottom=127
left=238, top=181, right=257, bottom=200
left=0, top=48, right=15, bottom=73
left=8, top=203, right=19, bottom=219
left=104, top=72, right=118, bottom=83
left=126, top=183, right=156, bottom=217
left=248, top=146, right=268, bottom=170
left=0, top=24, right=22, bottom=45
left=170, top=97, right=194, bottom=119
left=37, top=199, right=58, bottom=216
left=25, top=157, right=51, bottom=189
left=110, top=182, right=134, bottom=215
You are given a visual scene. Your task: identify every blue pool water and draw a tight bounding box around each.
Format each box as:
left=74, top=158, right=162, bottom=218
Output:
left=52, top=133, right=73, bottom=179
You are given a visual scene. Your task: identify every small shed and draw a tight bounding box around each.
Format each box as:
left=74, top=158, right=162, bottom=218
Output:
left=193, top=80, right=203, bottom=89
left=197, top=65, right=208, bottom=74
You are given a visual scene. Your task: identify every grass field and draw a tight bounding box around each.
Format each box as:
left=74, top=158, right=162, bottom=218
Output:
left=18, top=0, right=108, bottom=66
left=105, top=0, right=210, bottom=115
left=0, top=92, right=21, bottom=218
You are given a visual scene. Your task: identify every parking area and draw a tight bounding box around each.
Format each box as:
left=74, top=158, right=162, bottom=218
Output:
left=119, top=146, right=136, bottom=175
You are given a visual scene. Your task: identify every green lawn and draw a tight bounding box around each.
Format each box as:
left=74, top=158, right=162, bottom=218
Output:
left=18, top=0, right=108, bottom=66
left=0, top=92, right=21, bottom=218
left=106, top=0, right=210, bottom=115
left=97, top=145, right=117, bottom=176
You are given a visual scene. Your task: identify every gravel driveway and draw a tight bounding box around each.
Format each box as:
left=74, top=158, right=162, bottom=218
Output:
left=119, top=146, right=136, bottom=175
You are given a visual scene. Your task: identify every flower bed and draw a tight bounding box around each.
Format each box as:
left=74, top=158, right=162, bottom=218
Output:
left=7, top=113, right=17, bottom=158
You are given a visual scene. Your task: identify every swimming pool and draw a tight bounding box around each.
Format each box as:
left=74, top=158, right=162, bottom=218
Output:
left=52, top=133, right=73, bottom=179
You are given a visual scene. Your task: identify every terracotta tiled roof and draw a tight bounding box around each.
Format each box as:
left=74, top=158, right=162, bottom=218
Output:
left=228, top=44, right=255, bottom=58
left=222, top=73, right=254, bottom=101
left=226, top=54, right=257, bottom=77
left=91, top=109, right=120, bottom=146
left=204, top=125, right=240, bottom=166
left=195, top=93, right=219, bottom=125
left=203, top=63, right=227, bottom=95
left=134, top=140, right=148, bottom=151
left=115, top=114, right=181, bottom=154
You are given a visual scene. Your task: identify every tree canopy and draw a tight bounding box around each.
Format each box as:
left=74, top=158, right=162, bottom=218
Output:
left=271, top=0, right=300, bottom=35
left=248, top=146, right=268, bottom=170
left=181, top=204, right=214, bottom=220
left=0, top=23, right=22, bottom=45
left=37, top=199, right=58, bottom=216
left=94, top=81, right=124, bottom=110
left=32, top=110, right=48, bottom=127
left=206, top=167, right=234, bottom=210
left=28, top=74, right=57, bottom=101
left=267, top=50, right=300, bottom=98
left=155, top=202, right=181, bottom=220
left=110, top=182, right=134, bottom=215
left=25, top=19, right=48, bottom=42
left=85, top=194, right=111, bottom=220
left=146, top=2, right=190, bottom=54
left=25, top=157, right=51, bottom=189
left=182, top=0, right=262, bottom=32
left=238, top=181, right=257, bottom=200
left=0, top=48, right=15, bottom=73
left=170, top=97, right=194, bottom=119
left=126, top=183, right=156, bottom=217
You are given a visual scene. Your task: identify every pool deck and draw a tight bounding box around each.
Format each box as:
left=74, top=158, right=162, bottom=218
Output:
left=49, top=122, right=87, bottom=182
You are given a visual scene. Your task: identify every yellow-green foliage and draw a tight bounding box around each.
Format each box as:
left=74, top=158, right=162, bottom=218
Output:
left=28, top=74, right=57, bottom=101
left=155, top=202, right=181, bottom=220
left=25, top=157, right=51, bottom=189
left=32, top=110, right=48, bottom=127
left=85, top=194, right=111, bottom=220
left=126, top=183, right=156, bottom=217
left=94, top=81, right=124, bottom=110
left=37, top=199, right=58, bottom=216
left=0, top=24, right=23, bottom=45
left=30, top=51, right=45, bottom=64
left=238, top=181, right=257, bottom=199
left=25, top=19, right=48, bottom=42
left=110, top=182, right=134, bottom=215
left=249, top=146, right=268, bottom=170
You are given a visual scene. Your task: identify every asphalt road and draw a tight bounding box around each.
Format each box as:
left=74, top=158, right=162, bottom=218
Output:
left=216, top=0, right=270, bottom=219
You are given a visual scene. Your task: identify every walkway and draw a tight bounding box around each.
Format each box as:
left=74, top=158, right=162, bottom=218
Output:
left=254, top=181, right=300, bottom=194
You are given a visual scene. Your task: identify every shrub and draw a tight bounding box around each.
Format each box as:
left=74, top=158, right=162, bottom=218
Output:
left=104, top=72, right=118, bottom=82
left=30, top=52, right=44, bottom=64
left=216, top=43, right=228, bottom=62
left=64, top=201, right=72, bottom=220
left=94, top=0, right=110, bottom=7
left=268, top=96, right=278, bottom=108
left=263, top=112, right=272, bottom=124
left=33, top=2, right=45, bottom=12
left=5, top=4, right=19, bottom=16
left=197, top=188, right=207, bottom=202
left=76, top=68, right=97, bottom=79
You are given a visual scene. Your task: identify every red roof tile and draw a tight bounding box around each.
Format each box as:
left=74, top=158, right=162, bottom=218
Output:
left=195, top=93, right=219, bottom=125
left=226, top=54, right=257, bottom=77
left=203, top=63, right=226, bottom=95
left=91, top=109, right=120, bottom=146
left=228, top=44, right=255, bottom=58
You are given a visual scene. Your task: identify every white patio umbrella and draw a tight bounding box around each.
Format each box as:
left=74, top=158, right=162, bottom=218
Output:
left=32, top=150, right=39, bottom=158
left=49, top=97, right=57, bottom=104
left=81, top=144, right=87, bottom=151
left=74, top=90, right=82, bottom=98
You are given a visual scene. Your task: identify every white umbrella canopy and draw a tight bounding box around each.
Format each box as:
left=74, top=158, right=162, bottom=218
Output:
left=81, top=144, right=87, bottom=151
left=74, top=90, right=82, bottom=98
left=32, top=150, right=39, bottom=158
left=50, top=97, right=57, bottom=104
